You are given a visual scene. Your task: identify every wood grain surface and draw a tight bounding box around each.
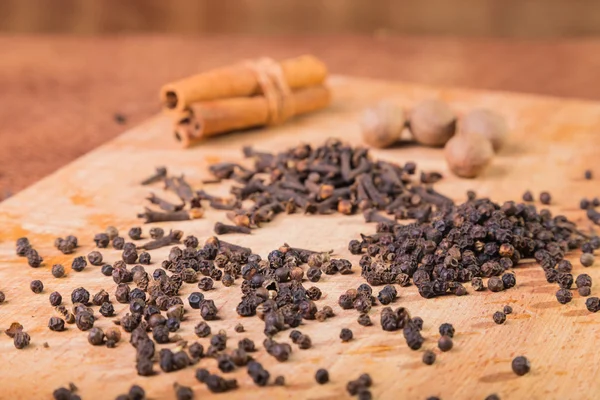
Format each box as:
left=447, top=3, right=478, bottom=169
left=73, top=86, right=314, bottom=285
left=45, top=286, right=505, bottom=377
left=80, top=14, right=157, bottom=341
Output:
left=1, top=76, right=600, bottom=400
left=2, top=35, right=600, bottom=198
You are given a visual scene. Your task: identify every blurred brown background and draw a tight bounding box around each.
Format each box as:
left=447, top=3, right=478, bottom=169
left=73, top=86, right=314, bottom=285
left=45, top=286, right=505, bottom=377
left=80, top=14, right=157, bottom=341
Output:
left=2, top=0, right=600, bottom=199
left=2, top=0, right=600, bottom=37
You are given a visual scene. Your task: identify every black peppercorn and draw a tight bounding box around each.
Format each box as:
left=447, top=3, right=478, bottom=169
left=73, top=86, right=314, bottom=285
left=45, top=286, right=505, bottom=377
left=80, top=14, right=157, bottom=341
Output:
left=14, top=331, right=31, bottom=349
left=30, top=280, right=44, bottom=294
left=439, top=323, right=455, bottom=338
left=198, top=277, right=214, bottom=291
left=234, top=323, right=244, bottom=333
left=99, top=302, right=115, bottom=317
left=75, top=311, right=95, bottom=331
left=539, top=191, right=551, bottom=205
left=579, top=286, right=592, bottom=297
left=200, top=299, right=218, bottom=320
left=94, top=233, right=110, bottom=248
left=471, top=277, right=485, bottom=291
left=52, top=264, right=66, bottom=278
left=87, top=251, right=103, bottom=266
left=174, top=383, right=193, bottom=400
left=438, top=335, right=453, bottom=352
left=26, top=248, right=43, bottom=268
left=115, top=284, right=131, bottom=303
left=138, top=252, right=151, bottom=265
left=238, top=338, right=256, bottom=352
left=315, top=368, right=329, bottom=384
left=195, top=321, right=211, bottom=338
left=71, top=256, right=87, bottom=272
left=128, top=227, right=143, bottom=240
left=48, top=317, right=65, bottom=332
left=422, top=350, right=436, bottom=365
left=556, top=288, right=573, bottom=304
left=188, top=292, right=204, bottom=309
left=306, top=267, right=322, bottom=282
left=88, top=327, right=105, bottom=346
left=576, top=273, right=592, bottom=288
left=511, top=356, right=530, bottom=376
left=150, top=227, right=164, bottom=239
left=501, top=272, right=516, bottom=289
left=503, top=305, right=513, bottom=314
left=522, top=191, right=533, bottom=202
left=585, top=170, right=593, bottom=180
left=49, top=291, right=62, bottom=306
left=0, top=291, right=5, bottom=304
left=581, top=253, right=595, bottom=267
left=113, top=236, right=125, bottom=250
left=586, top=297, right=600, bottom=312
left=340, top=328, right=353, bottom=342
left=487, top=276, right=504, bottom=292
left=493, top=311, right=506, bottom=324
left=357, top=313, right=372, bottom=326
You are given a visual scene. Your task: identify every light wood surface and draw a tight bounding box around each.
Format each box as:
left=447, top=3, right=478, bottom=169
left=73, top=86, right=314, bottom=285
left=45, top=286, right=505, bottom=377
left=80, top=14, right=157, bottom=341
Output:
left=1, top=76, right=600, bottom=399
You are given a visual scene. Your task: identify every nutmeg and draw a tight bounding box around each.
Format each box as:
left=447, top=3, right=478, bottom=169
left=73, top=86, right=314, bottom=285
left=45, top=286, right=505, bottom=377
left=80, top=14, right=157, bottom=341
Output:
left=359, top=100, right=405, bottom=148
left=444, top=132, right=494, bottom=178
left=460, top=108, right=508, bottom=152
left=409, top=99, right=456, bottom=147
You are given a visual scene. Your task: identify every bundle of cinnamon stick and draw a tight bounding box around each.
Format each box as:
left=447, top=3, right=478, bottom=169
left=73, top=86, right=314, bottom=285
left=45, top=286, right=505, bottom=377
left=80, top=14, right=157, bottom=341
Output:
left=160, top=55, right=331, bottom=147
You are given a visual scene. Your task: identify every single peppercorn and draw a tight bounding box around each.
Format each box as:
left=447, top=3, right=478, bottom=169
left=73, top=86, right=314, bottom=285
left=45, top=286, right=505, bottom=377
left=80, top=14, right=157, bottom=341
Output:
left=357, top=314, right=372, bottom=326
left=0, top=291, right=5, bottom=304
left=99, top=302, right=115, bottom=317
left=105, top=327, right=121, bottom=344
left=188, top=292, right=204, bottom=309
left=30, top=280, right=43, bottom=294
left=522, top=191, right=533, bottom=202
left=503, top=305, right=513, bottom=314
left=49, top=291, right=62, bottom=306
left=235, top=323, right=244, bottom=333
left=511, top=356, right=531, bottom=376
left=501, top=272, right=516, bottom=289
left=52, top=264, right=65, bottom=278
left=26, top=248, right=43, bottom=268
left=340, top=328, right=353, bottom=342
left=487, top=276, right=504, bottom=292
left=274, top=375, right=285, bottom=386
left=438, top=335, right=453, bottom=352
left=485, top=395, right=500, bottom=400
left=14, top=331, right=31, bottom=349
left=150, top=227, right=164, bottom=239
left=88, top=327, right=105, bottom=346
left=439, top=323, right=455, bottom=338
left=113, top=236, right=125, bottom=250
left=306, top=267, right=322, bottom=282
left=585, top=170, right=593, bottom=180
left=556, top=288, right=573, bottom=304
left=87, top=251, right=103, bottom=266
left=581, top=253, right=595, bottom=267
left=195, top=321, right=211, bottom=338
left=71, top=287, right=90, bottom=304
left=576, top=274, right=592, bottom=288
left=579, top=286, right=592, bottom=297
left=493, top=311, right=506, bottom=324
left=586, top=297, right=600, bottom=312
left=138, top=252, right=151, bottom=265
left=94, top=233, right=110, bottom=248
left=198, top=277, right=214, bottom=291
left=71, top=256, right=87, bottom=272
left=315, top=369, right=329, bottom=384
left=471, top=277, right=485, bottom=291
left=422, top=350, right=436, bottom=365
left=128, top=227, right=143, bottom=240
left=222, top=274, right=234, bottom=287
left=540, top=191, right=551, bottom=205
left=48, top=317, right=65, bottom=332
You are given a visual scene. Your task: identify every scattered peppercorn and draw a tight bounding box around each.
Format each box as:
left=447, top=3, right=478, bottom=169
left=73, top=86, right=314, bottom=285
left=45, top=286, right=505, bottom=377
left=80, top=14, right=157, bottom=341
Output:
left=438, top=335, right=453, bottom=352
left=586, top=297, right=600, bottom=312
left=493, top=311, right=506, bottom=324
left=138, top=252, right=151, bottom=265
left=0, top=291, right=5, bottom=304
left=198, top=277, right=214, bottom=291
left=556, top=288, right=573, bottom=304
left=439, top=323, right=455, bottom=338
left=540, top=191, right=551, bottom=205
left=71, top=256, right=87, bottom=272
left=487, top=276, right=504, bottom=292
left=14, top=331, right=31, bottom=349
left=87, top=251, right=103, bottom=266
left=340, top=328, right=353, bottom=342
left=88, top=327, right=105, bottom=346
left=52, top=264, right=66, bottom=278
left=234, top=323, right=244, bottom=333
left=511, top=356, right=531, bottom=376
left=522, top=191, right=533, bottom=202
left=99, top=302, right=115, bottom=317
left=579, top=286, right=592, bottom=297
left=357, top=314, right=372, bottom=326
left=585, top=170, right=593, bottom=180
left=48, top=317, right=65, bottom=332
left=129, top=227, right=143, bottom=240
left=113, top=236, right=125, bottom=250
left=503, top=305, right=513, bottom=314
left=49, top=291, right=62, bottom=306
left=581, top=253, right=595, bottom=267
left=422, top=350, right=436, bottom=365
left=195, top=321, right=211, bottom=338
left=315, top=368, right=329, bottom=384
left=30, top=280, right=43, bottom=294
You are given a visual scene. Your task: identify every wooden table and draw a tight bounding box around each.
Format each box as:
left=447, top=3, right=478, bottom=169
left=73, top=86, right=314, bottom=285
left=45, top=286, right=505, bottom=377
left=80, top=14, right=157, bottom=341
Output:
left=2, top=35, right=600, bottom=198
left=1, top=75, right=600, bottom=399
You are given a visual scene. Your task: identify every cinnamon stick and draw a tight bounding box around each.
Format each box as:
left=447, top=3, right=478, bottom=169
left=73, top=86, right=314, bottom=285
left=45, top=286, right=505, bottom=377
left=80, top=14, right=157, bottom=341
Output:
left=173, top=85, right=330, bottom=148
left=160, top=55, right=327, bottom=113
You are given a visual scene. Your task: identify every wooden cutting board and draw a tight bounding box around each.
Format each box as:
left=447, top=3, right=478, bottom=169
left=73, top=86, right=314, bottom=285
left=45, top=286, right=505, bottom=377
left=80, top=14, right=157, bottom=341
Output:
left=1, top=76, right=600, bottom=400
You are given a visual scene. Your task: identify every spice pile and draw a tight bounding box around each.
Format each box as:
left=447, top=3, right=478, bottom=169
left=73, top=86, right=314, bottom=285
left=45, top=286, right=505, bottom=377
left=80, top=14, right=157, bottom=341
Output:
left=3, top=139, right=598, bottom=400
